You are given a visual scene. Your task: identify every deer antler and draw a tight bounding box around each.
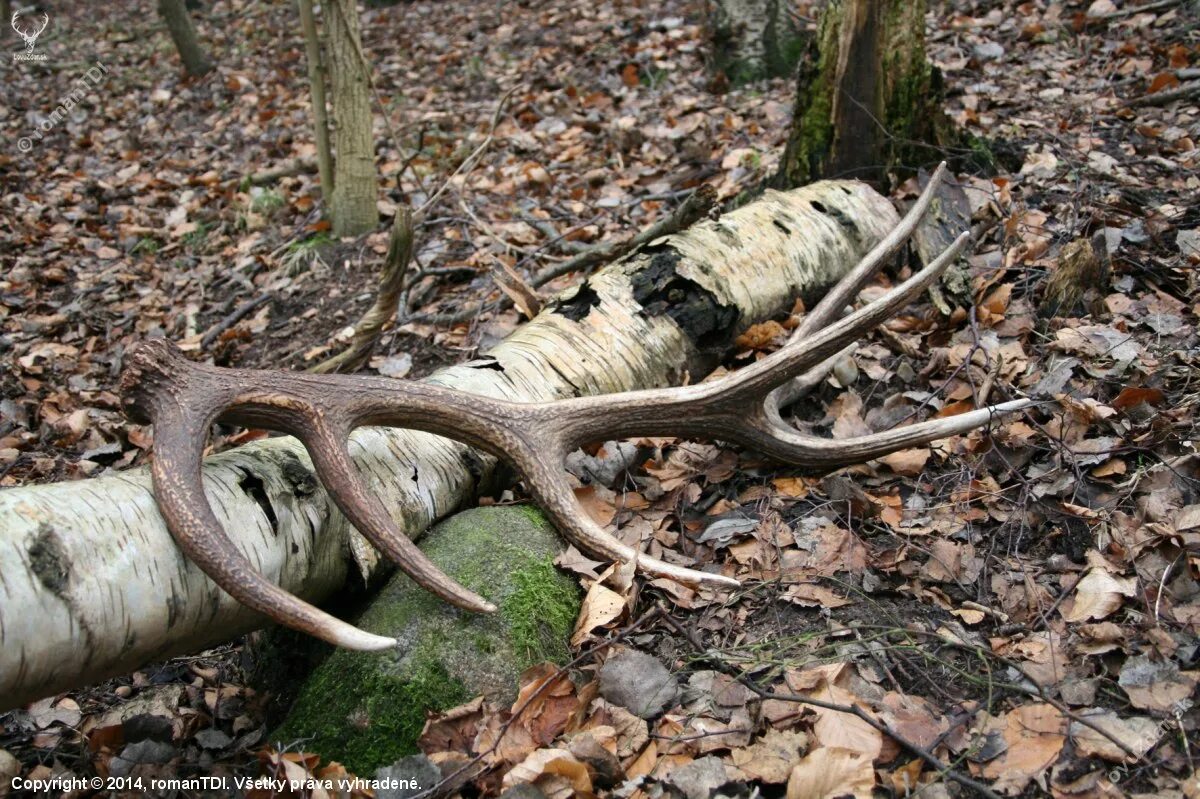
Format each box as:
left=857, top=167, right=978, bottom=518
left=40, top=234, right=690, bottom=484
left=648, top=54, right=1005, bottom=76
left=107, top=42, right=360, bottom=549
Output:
left=11, top=11, right=49, bottom=52
left=121, top=164, right=1031, bottom=650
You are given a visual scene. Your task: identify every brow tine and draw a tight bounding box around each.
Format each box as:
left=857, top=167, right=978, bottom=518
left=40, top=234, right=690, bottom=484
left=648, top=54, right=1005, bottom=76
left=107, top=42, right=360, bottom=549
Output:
left=300, top=421, right=497, bottom=613
left=147, top=405, right=397, bottom=651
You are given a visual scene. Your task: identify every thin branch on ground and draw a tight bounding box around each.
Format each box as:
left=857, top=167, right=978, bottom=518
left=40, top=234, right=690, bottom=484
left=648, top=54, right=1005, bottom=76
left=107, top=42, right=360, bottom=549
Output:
left=404, top=184, right=717, bottom=326
left=656, top=609, right=1005, bottom=799
left=309, top=207, right=414, bottom=374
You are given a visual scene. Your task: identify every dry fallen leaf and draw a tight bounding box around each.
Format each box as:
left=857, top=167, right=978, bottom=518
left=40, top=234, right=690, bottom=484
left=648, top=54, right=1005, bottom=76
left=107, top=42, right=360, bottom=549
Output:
left=570, top=581, right=625, bottom=647
left=878, top=447, right=931, bottom=476
left=1060, top=568, right=1137, bottom=622
left=786, top=747, right=875, bottom=799
left=730, top=728, right=809, bottom=783
left=979, top=703, right=1066, bottom=795
left=1070, top=709, right=1161, bottom=763
left=502, top=748, right=592, bottom=799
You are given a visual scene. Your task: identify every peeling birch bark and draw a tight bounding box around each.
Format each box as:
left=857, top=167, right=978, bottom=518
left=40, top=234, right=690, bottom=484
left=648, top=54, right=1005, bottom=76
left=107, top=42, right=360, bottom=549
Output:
left=0, top=181, right=898, bottom=710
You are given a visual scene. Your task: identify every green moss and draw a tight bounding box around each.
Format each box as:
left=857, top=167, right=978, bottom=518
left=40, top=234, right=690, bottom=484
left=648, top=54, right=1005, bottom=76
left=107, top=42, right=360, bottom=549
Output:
left=274, top=648, right=469, bottom=772
left=272, top=506, right=581, bottom=773
left=503, top=559, right=578, bottom=664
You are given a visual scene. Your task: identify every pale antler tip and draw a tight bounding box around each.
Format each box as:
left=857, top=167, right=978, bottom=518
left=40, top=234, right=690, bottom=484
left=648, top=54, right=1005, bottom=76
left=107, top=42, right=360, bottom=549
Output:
left=331, top=627, right=399, bottom=651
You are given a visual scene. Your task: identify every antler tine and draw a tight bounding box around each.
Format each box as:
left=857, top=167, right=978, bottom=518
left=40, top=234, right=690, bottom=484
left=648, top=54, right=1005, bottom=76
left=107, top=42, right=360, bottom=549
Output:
left=796, top=162, right=950, bottom=342
left=767, top=162, right=950, bottom=415
left=709, top=231, right=975, bottom=407
left=517, top=455, right=740, bottom=588
left=298, top=420, right=497, bottom=613
left=747, top=398, right=1034, bottom=471
left=729, top=231, right=1030, bottom=470
left=121, top=341, right=397, bottom=651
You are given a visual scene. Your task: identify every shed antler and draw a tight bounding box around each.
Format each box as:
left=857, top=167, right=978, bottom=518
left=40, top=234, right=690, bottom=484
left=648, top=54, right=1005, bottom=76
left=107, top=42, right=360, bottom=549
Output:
left=121, top=165, right=1031, bottom=650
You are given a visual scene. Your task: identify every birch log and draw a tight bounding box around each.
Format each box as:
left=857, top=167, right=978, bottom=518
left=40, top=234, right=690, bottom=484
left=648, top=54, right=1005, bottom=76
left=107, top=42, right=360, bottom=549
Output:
left=0, top=181, right=898, bottom=710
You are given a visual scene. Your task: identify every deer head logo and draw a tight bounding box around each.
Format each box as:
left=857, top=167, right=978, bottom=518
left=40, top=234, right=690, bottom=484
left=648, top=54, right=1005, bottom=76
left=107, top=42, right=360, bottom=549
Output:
left=11, top=10, right=49, bottom=54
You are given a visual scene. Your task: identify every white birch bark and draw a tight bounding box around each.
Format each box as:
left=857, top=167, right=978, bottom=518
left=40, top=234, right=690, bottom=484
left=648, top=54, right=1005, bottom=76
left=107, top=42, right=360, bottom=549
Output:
left=0, top=182, right=897, bottom=709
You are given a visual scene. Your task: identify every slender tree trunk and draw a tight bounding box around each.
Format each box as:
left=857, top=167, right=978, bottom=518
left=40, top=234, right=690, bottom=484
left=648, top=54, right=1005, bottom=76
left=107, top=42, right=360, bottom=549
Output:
left=709, top=0, right=802, bottom=85
left=0, top=181, right=899, bottom=710
left=157, top=0, right=213, bottom=77
left=297, top=0, right=335, bottom=202
left=326, top=0, right=377, bottom=237
left=776, top=0, right=951, bottom=188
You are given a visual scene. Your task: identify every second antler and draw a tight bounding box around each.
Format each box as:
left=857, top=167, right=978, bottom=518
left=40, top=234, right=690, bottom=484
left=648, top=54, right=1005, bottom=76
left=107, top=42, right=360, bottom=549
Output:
left=120, top=165, right=1031, bottom=650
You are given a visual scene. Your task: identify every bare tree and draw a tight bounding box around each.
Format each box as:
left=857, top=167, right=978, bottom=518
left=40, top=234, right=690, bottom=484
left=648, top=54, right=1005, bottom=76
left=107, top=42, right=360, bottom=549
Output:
left=709, top=0, right=802, bottom=85
left=297, top=0, right=334, bottom=202
left=776, top=0, right=953, bottom=188
left=326, top=0, right=378, bottom=236
left=157, top=0, right=213, bottom=77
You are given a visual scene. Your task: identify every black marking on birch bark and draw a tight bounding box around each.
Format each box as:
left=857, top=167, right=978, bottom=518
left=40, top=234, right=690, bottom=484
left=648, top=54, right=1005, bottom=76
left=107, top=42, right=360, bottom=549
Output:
left=773, top=218, right=792, bottom=235
left=811, top=199, right=861, bottom=241
left=28, top=524, right=69, bottom=597
left=551, top=281, right=602, bottom=322
left=280, top=451, right=319, bottom=497
left=629, top=247, right=740, bottom=350
left=461, top=448, right=485, bottom=486
left=238, top=470, right=278, bottom=535
left=544, top=359, right=582, bottom=398
left=467, top=357, right=505, bottom=372
left=166, top=590, right=185, bottom=628
left=713, top=223, right=741, bottom=248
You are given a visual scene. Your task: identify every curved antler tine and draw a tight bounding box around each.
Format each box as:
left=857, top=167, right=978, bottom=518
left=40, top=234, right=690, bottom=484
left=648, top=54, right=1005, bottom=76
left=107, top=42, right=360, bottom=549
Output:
left=791, top=162, right=950, bottom=341
left=750, top=398, right=1034, bottom=470
left=121, top=340, right=396, bottom=651
left=765, top=164, right=951, bottom=415
left=719, top=230, right=973, bottom=406
left=517, top=456, right=740, bottom=589
left=299, top=420, right=497, bottom=613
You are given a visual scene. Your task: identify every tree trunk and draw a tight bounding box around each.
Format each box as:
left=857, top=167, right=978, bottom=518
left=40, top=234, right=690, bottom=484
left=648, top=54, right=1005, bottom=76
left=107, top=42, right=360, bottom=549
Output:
left=0, top=181, right=899, bottom=711
left=326, top=0, right=377, bottom=237
left=157, top=0, right=212, bottom=77
left=709, top=0, right=803, bottom=86
left=297, top=0, right=335, bottom=202
left=776, top=0, right=950, bottom=189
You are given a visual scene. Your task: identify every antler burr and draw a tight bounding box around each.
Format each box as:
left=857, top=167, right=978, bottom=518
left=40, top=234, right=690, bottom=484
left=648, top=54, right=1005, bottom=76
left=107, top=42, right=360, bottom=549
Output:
left=121, top=164, right=1031, bottom=650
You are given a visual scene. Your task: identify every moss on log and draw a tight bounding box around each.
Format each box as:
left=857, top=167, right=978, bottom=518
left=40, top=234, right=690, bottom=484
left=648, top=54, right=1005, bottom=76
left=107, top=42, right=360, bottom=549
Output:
left=271, top=506, right=580, bottom=773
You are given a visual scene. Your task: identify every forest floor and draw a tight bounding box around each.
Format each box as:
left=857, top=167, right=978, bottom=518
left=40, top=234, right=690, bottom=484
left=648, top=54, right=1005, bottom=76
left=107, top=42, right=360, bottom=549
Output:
left=1, top=0, right=1199, bottom=796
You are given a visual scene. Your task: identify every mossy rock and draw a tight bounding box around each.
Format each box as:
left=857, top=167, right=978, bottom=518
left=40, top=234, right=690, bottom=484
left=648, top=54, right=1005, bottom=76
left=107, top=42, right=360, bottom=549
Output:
left=272, top=505, right=580, bottom=773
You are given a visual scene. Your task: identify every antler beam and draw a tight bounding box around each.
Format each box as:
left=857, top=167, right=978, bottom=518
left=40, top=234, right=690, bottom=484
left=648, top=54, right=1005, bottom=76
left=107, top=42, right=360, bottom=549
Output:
left=121, top=165, right=1030, bottom=650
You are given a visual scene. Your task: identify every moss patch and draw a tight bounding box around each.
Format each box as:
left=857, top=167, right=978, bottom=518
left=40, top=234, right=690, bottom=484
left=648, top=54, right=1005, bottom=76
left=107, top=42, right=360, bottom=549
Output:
left=272, top=506, right=580, bottom=773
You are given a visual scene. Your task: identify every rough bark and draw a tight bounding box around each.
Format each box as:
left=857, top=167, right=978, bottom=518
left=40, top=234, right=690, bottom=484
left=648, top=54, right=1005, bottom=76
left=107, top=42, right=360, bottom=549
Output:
left=297, top=0, right=335, bottom=202
left=776, top=0, right=951, bottom=188
left=326, top=0, right=377, bottom=236
left=0, top=180, right=898, bottom=711
left=157, top=0, right=212, bottom=77
left=709, top=0, right=802, bottom=85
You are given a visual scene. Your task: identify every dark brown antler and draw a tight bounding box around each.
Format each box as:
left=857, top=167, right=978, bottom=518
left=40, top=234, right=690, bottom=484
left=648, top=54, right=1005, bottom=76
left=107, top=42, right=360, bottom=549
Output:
left=121, top=165, right=1031, bottom=650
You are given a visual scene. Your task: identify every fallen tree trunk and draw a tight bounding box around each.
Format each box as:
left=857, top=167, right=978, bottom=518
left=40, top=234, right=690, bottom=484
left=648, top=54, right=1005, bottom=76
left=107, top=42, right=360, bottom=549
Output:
left=0, top=181, right=898, bottom=710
